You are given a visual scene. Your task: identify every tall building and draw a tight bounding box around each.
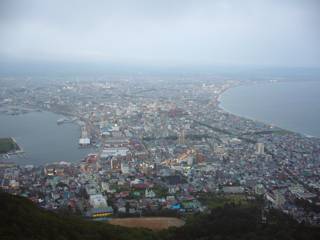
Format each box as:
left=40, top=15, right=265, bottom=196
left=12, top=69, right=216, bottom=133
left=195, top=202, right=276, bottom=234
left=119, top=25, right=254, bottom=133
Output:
left=110, top=157, right=121, bottom=170
left=186, top=155, right=194, bottom=166
left=121, top=162, right=130, bottom=174
left=256, top=143, right=264, bottom=155
left=178, top=129, right=186, bottom=145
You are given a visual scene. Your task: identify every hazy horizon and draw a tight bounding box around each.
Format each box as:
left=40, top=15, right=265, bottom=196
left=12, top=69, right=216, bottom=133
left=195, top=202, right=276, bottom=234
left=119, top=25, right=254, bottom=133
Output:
left=1, top=0, right=320, bottom=74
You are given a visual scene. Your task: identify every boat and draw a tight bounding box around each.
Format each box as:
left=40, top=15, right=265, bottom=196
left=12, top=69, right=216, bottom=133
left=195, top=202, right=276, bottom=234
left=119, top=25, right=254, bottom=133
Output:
left=57, top=118, right=66, bottom=125
left=57, top=117, right=77, bottom=125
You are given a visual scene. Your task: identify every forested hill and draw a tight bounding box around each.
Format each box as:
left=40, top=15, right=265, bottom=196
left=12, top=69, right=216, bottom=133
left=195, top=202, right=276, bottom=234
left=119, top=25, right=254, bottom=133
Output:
left=0, top=191, right=158, bottom=240
left=166, top=204, right=320, bottom=240
left=1, top=191, right=320, bottom=240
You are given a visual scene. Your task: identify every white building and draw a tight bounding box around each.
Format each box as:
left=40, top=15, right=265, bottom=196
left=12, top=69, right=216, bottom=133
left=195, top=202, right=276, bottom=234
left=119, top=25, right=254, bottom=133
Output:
left=121, top=163, right=130, bottom=174
left=89, top=194, right=108, bottom=208
left=145, top=189, right=156, bottom=198
left=256, top=143, right=264, bottom=155
left=79, top=138, right=90, bottom=146
left=186, top=155, right=194, bottom=166
left=100, top=147, right=129, bottom=159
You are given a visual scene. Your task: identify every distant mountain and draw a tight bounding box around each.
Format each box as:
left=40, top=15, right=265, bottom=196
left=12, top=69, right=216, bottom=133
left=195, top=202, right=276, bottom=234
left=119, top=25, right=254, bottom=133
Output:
left=0, top=191, right=319, bottom=240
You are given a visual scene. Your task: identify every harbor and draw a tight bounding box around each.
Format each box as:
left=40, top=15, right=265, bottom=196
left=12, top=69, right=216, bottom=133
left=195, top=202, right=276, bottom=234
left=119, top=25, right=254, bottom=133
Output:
left=0, top=111, right=92, bottom=165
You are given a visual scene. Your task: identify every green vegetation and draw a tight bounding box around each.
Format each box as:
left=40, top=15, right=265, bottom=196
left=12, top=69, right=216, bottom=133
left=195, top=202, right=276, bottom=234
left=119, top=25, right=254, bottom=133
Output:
left=164, top=205, right=320, bottom=240
left=197, top=193, right=250, bottom=209
left=0, top=138, right=19, bottom=154
left=0, top=191, right=159, bottom=240
left=1, top=191, right=320, bottom=240
left=241, top=129, right=291, bottom=136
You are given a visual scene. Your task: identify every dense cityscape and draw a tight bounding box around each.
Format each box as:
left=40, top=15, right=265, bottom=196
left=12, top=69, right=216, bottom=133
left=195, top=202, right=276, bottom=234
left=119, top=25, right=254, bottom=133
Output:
left=1, top=76, right=320, bottom=226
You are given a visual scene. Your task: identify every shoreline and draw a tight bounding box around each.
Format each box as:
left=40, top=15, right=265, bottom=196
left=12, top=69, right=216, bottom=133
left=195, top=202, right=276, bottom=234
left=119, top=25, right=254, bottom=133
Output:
left=217, top=81, right=318, bottom=139
left=0, top=111, right=92, bottom=166
left=8, top=137, right=24, bottom=154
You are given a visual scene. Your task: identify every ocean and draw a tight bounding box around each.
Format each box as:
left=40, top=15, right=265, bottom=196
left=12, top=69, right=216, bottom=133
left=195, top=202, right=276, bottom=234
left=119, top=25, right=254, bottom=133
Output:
left=220, top=81, right=320, bottom=137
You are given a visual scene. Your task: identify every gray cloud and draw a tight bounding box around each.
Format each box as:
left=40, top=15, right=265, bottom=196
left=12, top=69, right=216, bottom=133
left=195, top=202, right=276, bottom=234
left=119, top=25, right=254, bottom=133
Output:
left=0, top=0, right=319, bottom=67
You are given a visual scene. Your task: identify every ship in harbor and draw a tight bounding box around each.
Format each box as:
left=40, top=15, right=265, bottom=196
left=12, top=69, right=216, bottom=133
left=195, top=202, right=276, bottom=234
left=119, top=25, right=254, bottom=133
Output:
left=57, top=117, right=77, bottom=125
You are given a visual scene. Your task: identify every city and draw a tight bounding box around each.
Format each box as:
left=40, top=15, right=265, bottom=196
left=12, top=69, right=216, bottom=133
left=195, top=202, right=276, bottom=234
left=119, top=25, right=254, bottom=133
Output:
left=1, top=0, right=320, bottom=238
left=1, top=76, right=320, bottom=225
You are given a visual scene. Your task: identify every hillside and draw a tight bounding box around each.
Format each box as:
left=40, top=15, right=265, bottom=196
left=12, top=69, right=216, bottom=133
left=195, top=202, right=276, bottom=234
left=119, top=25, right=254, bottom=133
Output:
left=0, top=191, right=158, bottom=240
left=165, top=205, right=320, bottom=240
left=0, top=138, right=19, bottom=154
left=0, top=191, right=320, bottom=240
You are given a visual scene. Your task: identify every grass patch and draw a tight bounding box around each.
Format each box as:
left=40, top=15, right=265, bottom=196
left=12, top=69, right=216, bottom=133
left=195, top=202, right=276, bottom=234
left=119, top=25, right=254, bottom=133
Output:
left=197, top=193, right=250, bottom=209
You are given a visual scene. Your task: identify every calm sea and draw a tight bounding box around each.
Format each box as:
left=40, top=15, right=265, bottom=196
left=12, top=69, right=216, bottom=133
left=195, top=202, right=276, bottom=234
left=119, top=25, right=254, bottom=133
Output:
left=220, top=81, right=320, bottom=138
left=0, top=111, right=91, bottom=165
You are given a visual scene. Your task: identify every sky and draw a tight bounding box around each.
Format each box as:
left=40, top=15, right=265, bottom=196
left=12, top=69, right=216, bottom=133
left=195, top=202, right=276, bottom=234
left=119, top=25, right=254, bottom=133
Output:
left=0, top=0, right=320, bottom=70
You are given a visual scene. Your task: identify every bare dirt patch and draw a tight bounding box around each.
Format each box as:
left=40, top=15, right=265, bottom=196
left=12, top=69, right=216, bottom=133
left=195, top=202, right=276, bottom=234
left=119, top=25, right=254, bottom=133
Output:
left=108, top=217, right=185, bottom=230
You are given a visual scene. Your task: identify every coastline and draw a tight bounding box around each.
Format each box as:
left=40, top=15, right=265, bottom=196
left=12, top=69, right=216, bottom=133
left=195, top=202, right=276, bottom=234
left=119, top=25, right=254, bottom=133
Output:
left=217, top=81, right=318, bottom=139
left=8, top=137, right=24, bottom=154
left=0, top=137, right=24, bottom=155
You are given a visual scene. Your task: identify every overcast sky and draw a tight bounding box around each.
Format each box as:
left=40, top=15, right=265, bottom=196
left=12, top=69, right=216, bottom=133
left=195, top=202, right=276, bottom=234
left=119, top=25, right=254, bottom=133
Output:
left=1, top=0, right=319, bottom=68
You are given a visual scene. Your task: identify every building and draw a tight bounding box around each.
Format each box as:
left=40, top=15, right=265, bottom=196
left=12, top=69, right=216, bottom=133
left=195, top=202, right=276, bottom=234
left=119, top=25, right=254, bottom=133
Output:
left=256, top=143, right=264, bottom=155
left=111, top=157, right=122, bottom=170
left=222, top=186, right=245, bottom=194
left=79, top=138, right=90, bottom=146
left=186, top=155, right=194, bottom=166
left=86, top=207, right=113, bottom=220
left=89, top=194, right=108, bottom=208
left=121, top=162, right=130, bottom=174
left=100, top=147, right=129, bottom=159
left=178, top=129, right=186, bottom=145
left=145, top=189, right=156, bottom=198
left=79, top=127, right=91, bottom=146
